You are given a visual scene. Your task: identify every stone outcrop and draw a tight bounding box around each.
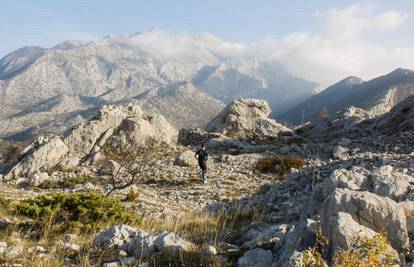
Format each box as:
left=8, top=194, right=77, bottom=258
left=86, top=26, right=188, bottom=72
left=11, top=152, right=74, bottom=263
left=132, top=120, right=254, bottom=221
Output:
left=2, top=137, right=69, bottom=183
left=323, top=212, right=376, bottom=256
left=206, top=98, right=291, bottom=140
left=371, top=94, right=414, bottom=134
left=322, top=165, right=414, bottom=202
left=322, top=188, right=409, bottom=250
left=93, top=224, right=194, bottom=258
left=1, top=103, right=177, bottom=183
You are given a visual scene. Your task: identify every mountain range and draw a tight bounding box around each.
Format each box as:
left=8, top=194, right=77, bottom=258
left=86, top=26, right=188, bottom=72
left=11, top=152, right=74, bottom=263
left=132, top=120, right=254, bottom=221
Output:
left=0, top=29, right=315, bottom=139
left=1, top=29, right=414, bottom=140
left=281, top=68, right=414, bottom=123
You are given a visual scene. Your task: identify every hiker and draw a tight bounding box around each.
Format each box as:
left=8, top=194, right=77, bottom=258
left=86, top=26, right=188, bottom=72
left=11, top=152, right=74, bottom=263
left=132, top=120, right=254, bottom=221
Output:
left=195, top=143, right=208, bottom=183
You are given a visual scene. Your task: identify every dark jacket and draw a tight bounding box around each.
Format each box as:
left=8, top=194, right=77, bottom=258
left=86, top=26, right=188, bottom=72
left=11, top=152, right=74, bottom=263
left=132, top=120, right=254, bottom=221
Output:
left=195, top=149, right=208, bottom=170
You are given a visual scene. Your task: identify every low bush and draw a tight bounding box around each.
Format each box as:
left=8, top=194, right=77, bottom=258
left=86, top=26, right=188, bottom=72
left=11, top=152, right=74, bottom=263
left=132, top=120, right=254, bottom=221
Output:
left=255, top=156, right=305, bottom=177
left=38, top=174, right=100, bottom=189
left=14, top=192, right=141, bottom=234
left=300, top=230, right=398, bottom=267
left=333, top=232, right=399, bottom=267
left=124, top=188, right=140, bottom=202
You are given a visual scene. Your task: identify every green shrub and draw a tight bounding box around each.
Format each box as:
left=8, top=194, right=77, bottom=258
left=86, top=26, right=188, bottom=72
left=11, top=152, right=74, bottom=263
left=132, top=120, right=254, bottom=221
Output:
left=38, top=174, right=100, bottom=189
left=256, top=156, right=305, bottom=177
left=14, top=192, right=141, bottom=234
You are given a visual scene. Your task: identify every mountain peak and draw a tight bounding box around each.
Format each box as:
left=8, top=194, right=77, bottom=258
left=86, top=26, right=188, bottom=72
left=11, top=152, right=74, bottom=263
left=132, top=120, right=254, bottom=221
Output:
left=340, top=76, right=364, bottom=85
left=53, top=40, right=89, bottom=50
left=388, top=68, right=414, bottom=76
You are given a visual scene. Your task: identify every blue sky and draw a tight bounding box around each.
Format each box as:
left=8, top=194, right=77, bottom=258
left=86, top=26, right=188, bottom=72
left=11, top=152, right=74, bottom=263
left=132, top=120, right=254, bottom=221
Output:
left=1, top=0, right=414, bottom=57
left=1, top=0, right=414, bottom=86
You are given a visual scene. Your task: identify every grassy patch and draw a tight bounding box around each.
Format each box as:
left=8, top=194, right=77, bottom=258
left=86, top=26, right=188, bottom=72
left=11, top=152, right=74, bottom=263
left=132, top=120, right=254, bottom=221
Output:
left=255, top=156, right=305, bottom=178
left=14, top=192, right=141, bottom=235
left=38, top=174, right=100, bottom=190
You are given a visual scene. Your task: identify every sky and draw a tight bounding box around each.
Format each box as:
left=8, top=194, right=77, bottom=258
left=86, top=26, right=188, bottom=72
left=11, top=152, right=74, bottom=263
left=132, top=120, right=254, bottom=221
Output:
left=1, top=0, right=414, bottom=87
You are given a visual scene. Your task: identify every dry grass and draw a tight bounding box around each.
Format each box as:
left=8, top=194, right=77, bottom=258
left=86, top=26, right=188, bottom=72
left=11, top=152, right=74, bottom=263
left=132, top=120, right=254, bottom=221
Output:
left=300, top=229, right=399, bottom=267
left=333, top=232, right=399, bottom=267
left=255, top=156, right=305, bottom=178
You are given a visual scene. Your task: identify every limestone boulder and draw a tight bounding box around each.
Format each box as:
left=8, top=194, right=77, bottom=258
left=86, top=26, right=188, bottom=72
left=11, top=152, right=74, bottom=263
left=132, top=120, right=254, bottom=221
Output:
left=93, top=225, right=193, bottom=259
left=63, top=104, right=130, bottom=157
left=3, top=137, right=69, bottom=183
left=206, top=98, right=291, bottom=140
left=322, top=188, right=409, bottom=251
left=323, top=167, right=366, bottom=199
left=323, top=165, right=414, bottom=202
left=111, top=114, right=177, bottom=146
left=242, top=224, right=288, bottom=250
left=152, top=231, right=194, bottom=256
left=174, top=151, right=197, bottom=167
left=323, top=212, right=375, bottom=255
left=92, top=224, right=143, bottom=249
left=367, top=165, right=412, bottom=202
left=322, top=212, right=398, bottom=259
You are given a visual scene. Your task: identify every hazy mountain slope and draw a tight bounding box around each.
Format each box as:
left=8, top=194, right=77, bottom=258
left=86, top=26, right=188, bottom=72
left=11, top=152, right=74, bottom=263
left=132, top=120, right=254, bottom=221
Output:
left=0, top=29, right=316, bottom=139
left=0, top=94, right=97, bottom=140
left=281, top=68, right=414, bottom=123
left=0, top=46, right=46, bottom=80
left=135, top=82, right=225, bottom=129
left=194, top=59, right=316, bottom=116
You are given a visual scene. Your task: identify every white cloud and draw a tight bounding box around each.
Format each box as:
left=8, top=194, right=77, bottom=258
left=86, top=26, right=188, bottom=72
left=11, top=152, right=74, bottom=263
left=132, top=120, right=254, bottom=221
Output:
left=117, top=4, right=413, bottom=90
left=254, top=3, right=413, bottom=89
left=317, top=4, right=407, bottom=37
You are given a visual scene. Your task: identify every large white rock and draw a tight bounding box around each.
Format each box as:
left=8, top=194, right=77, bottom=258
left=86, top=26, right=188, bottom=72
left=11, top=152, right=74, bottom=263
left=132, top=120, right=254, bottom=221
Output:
left=93, top=224, right=144, bottom=249
left=322, top=188, right=409, bottom=251
left=206, top=98, right=291, bottom=139
left=63, top=104, right=136, bottom=157
left=93, top=225, right=193, bottom=259
left=3, top=137, right=69, bottom=182
left=152, top=231, right=194, bottom=256
left=111, top=113, right=177, bottom=146
left=174, top=151, right=198, bottom=167
left=323, top=212, right=399, bottom=259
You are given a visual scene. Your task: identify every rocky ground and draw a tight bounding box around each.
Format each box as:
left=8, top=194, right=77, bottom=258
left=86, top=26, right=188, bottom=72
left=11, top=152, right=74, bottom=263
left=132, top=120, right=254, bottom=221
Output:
left=0, top=97, right=413, bottom=266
